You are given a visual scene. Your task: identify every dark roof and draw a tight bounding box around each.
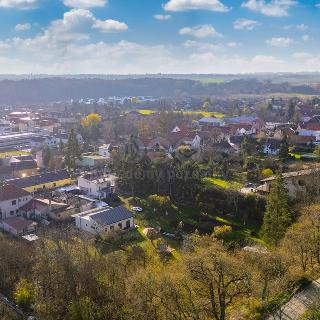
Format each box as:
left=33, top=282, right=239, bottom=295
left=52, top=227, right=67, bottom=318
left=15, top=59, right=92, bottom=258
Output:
left=7, top=170, right=70, bottom=189
left=91, top=206, right=133, bottom=226
left=11, top=160, right=37, bottom=171
left=229, top=135, right=245, bottom=145
left=31, top=136, right=46, bottom=142
left=0, top=184, right=31, bottom=201
left=12, top=155, right=34, bottom=161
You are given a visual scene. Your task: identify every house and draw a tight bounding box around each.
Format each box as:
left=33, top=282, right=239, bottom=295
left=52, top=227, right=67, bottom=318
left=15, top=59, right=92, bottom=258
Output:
left=19, top=198, right=69, bottom=220
left=198, top=117, right=225, bottom=127
left=260, top=168, right=320, bottom=199
left=0, top=185, right=33, bottom=220
left=228, top=135, right=245, bottom=152
left=289, top=135, right=315, bottom=146
left=80, top=154, right=109, bottom=168
left=0, top=120, right=13, bottom=134
left=78, top=173, right=116, bottom=199
left=0, top=132, right=39, bottom=150
left=10, top=156, right=38, bottom=178
left=0, top=217, right=36, bottom=236
left=6, top=170, right=72, bottom=192
left=98, top=144, right=113, bottom=158
left=73, top=205, right=134, bottom=234
left=262, top=138, right=281, bottom=155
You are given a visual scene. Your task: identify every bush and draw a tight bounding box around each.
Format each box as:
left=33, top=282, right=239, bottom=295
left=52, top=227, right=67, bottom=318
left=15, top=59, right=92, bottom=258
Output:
left=214, top=225, right=232, bottom=238
left=148, top=194, right=171, bottom=209
left=261, top=168, right=274, bottom=178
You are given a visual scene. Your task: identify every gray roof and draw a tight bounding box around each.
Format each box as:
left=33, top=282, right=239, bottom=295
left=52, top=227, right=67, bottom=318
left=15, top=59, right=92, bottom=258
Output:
left=261, top=168, right=320, bottom=182
left=7, top=170, right=70, bottom=188
left=91, top=206, right=133, bottom=226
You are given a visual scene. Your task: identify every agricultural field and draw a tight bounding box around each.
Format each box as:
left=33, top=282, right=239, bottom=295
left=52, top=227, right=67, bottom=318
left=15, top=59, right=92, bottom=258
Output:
left=0, top=150, right=31, bottom=158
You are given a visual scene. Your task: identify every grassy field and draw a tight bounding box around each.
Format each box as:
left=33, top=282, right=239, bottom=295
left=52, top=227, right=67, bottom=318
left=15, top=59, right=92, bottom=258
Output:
left=181, top=110, right=226, bottom=118
left=0, top=150, right=31, bottom=158
left=203, top=177, right=243, bottom=189
left=136, top=109, right=226, bottom=118
left=213, top=215, right=265, bottom=245
left=137, top=109, right=156, bottom=115
left=120, top=195, right=264, bottom=247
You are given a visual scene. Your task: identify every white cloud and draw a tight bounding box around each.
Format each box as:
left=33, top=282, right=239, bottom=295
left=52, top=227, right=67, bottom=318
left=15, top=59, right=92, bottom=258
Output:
left=284, top=23, right=308, bottom=30
left=179, top=24, right=222, bottom=38
left=234, top=18, right=259, bottom=31
left=45, top=9, right=127, bottom=40
left=302, top=35, right=310, bottom=41
left=63, top=0, right=107, bottom=8
left=266, top=37, right=292, bottom=47
left=0, top=0, right=38, bottom=9
left=163, top=0, right=229, bottom=12
left=15, top=23, right=32, bottom=31
left=292, top=52, right=312, bottom=59
left=227, top=42, right=240, bottom=47
left=93, top=19, right=128, bottom=33
left=241, top=0, right=296, bottom=17
left=183, top=40, right=223, bottom=51
left=153, top=14, right=171, bottom=20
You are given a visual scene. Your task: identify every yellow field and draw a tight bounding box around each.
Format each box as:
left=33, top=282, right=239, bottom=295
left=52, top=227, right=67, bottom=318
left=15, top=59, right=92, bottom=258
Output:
left=0, top=150, right=31, bottom=158
left=136, top=109, right=226, bottom=118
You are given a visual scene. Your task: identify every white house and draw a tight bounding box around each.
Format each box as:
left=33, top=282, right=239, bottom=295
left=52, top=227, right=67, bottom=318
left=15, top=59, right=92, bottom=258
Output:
left=98, top=144, right=112, bottom=159
left=0, top=185, right=33, bottom=220
left=0, top=217, right=36, bottom=236
left=263, top=139, right=281, bottom=155
left=0, top=120, right=13, bottom=134
left=73, top=205, right=134, bottom=234
left=78, top=173, right=116, bottom=199
left=198, top=117, right=225, bottom=127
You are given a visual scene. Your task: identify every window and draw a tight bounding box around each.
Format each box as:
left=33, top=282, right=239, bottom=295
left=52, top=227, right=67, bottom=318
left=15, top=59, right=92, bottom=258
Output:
left=126, top=220, right=131, bottom=229
left=118, top=223, right=122, bottom=229
left=12, top=200, right=16, bottom=205
left=10, top=211, right=14, bottom=215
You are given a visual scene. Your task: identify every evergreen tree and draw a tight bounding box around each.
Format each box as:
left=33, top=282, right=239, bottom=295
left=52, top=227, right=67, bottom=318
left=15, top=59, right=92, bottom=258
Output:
left=262, top=174, right=292, bottom=245
left=42, top=145, right=52, bottom=169
left=64, top=129, right=82, bottom=171
left=279, top=135, right=289, bottom=160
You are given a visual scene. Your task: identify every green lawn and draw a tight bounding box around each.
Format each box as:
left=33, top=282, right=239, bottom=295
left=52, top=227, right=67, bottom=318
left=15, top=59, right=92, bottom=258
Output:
left=121, top=195, right=264, bottom=247
left=203, top=177, right=243, bottom=190
left=213, top=215, right=265, bottom=245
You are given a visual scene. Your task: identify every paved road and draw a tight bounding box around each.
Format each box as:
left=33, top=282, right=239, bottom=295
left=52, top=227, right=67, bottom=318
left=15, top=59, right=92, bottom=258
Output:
left=268, top=278, right=320, bottom=320
left=0, top=292, right=26, bottom=318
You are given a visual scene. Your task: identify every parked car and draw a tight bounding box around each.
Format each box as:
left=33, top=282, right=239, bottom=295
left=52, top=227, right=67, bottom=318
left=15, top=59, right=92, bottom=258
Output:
left=131, top=206, right=143, bottom=212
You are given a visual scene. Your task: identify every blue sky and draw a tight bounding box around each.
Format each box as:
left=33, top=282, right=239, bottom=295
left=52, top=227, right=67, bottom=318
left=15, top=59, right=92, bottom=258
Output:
left=0, top=0, right=319, bottom=74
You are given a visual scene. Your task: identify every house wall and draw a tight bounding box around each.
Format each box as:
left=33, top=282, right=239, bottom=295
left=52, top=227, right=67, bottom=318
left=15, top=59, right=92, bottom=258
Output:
left=98, top=147, right=111, bottom=158
left=78, top=177, right=113, bottom=199
left=264, top=173, right=320, bottom=199
left=75, top=215, right=134, bottom=234
left=0, top=194, right=33, bottom=220
left=24, top=178, right=73, bottom=192
left=0, top=221, right=35, bottom=235
left=13, top=168, right=38, bottom=178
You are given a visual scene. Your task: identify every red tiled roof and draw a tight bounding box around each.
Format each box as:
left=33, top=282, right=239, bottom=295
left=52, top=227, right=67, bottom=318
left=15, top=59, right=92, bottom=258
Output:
left=3, top=217, right=35, bottom=232
left=20, top=199, right=47, bottom=212
left=289, top=135, right=316, bottom=144
left=0, top=185, right=31, bottom=202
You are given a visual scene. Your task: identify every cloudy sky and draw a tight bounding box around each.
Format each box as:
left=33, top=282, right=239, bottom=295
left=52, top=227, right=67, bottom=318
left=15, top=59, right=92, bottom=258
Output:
left=0, top=0, right=319, bottom=74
